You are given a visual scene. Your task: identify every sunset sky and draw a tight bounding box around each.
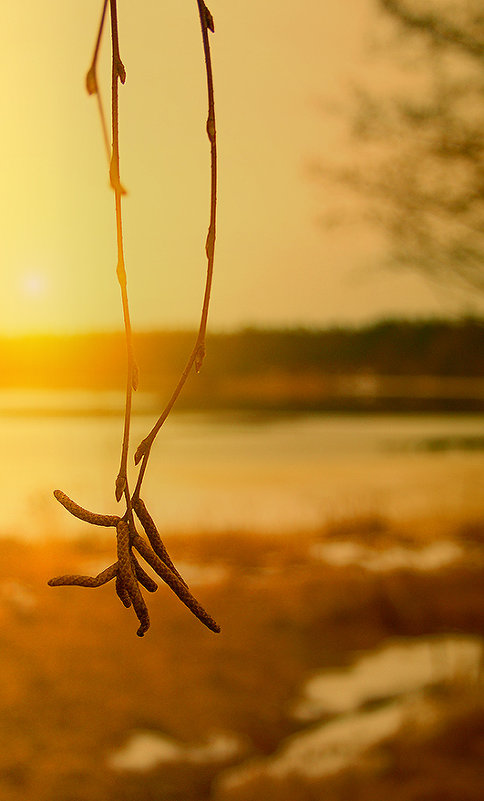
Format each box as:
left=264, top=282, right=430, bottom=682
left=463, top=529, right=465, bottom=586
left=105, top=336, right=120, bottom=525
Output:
left=0, top=0, right=482, bottom=335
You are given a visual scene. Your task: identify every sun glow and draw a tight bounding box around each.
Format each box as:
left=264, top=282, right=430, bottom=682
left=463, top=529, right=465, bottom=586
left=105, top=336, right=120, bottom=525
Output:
left=20, top=272, right=48, bottom=298
left=0, top=269, right=58, bottom=336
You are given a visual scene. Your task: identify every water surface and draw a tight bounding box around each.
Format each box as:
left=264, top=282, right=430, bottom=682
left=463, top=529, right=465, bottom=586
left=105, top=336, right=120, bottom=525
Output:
left=0, top=391, right=482, bottom=538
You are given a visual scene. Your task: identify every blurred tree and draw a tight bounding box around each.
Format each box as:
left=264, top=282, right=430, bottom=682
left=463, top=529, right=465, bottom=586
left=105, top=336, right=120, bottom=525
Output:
left=326, top=0, right=484, bottom=291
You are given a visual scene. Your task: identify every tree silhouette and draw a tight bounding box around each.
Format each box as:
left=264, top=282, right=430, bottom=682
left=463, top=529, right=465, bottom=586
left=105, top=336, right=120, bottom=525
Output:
left=326, top=0, right=484, bottom=291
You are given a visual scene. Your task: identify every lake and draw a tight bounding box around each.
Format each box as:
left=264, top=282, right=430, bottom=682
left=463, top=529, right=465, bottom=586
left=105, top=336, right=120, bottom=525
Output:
left=0, top=390, right=482, bottom=539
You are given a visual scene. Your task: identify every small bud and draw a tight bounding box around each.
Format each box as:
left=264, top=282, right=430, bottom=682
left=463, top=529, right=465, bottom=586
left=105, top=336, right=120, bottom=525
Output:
left=109, top=155, right=118, bottom=191
left=203, top=4, right=215, bottom=32
left=195, top=343, right=206, bottom=374
left=115, top=474, right=126, bottom=502
left=205, top=223, right=215, bottom=258
left=117, top=59, right=127, bottom=84
left=206, top=115, right=216, bottom=142
left=132, top=362, right=140, bottom=391
left=86, top=67, right=97, bottom=96
left=134, top=440, right=148, bottom=465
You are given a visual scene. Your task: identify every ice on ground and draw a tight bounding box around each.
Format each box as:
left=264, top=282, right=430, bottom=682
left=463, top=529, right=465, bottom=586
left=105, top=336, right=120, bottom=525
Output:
left=310, top=540, right=464, bottom=571
left=218, top=694, right=437, bottom=792
left=108, top=730, right=243, bottom=772
left=216, top=634, right=483, bottom=795
left=293, top=635, right=483, bottom=720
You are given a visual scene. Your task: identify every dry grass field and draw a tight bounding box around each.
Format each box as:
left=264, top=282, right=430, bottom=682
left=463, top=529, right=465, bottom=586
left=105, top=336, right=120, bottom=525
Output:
left=0, top=514, right=483, bottom=800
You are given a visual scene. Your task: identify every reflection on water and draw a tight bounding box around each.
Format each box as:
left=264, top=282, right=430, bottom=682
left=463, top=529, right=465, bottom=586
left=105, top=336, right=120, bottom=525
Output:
left=0, top=389, right=141, bottom=416
left=0, top=391, right=483, bottom=538
left=415, top=434, right=484, bottom=452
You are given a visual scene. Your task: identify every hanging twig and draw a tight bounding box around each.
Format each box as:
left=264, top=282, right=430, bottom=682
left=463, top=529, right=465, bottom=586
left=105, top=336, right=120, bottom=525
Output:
left=49, top=489, right=220, bottom=635
left=132, top=0, right=217, bottom=497
left=49, top=1, right=220, bottom=638
left=86, top=0, right=111, bottom=162
left=108, top=0, right=138, bottom=502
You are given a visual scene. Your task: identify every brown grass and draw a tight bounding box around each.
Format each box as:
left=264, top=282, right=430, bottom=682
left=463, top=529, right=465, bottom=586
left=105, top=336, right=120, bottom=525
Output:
left=0, top=516, right=482, bottom=800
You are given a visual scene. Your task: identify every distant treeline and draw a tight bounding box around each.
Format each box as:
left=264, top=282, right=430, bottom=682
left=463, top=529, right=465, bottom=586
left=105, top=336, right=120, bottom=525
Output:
left=1, top=318, right=483, bottom=411
left=203, top=318, right=484, bottom=377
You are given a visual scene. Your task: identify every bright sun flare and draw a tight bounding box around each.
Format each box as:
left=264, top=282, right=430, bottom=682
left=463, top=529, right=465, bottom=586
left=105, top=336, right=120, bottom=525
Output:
left=20, top=272, right=47, bottom=298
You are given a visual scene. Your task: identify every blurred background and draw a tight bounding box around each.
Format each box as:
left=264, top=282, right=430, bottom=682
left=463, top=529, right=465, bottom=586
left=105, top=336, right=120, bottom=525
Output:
left=0, top=1, right=483, bottom=799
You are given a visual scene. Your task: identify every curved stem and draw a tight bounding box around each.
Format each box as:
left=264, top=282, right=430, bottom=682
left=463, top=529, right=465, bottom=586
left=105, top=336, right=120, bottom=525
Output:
left=86, top=0, right=111, bottom=160
left=91, top=0, right=108, bottom=71
left=196, top=0, right=217, bottom=352
left=132, top=1, right=217, bottom=501
left=109, top=0, right=135, bottom=501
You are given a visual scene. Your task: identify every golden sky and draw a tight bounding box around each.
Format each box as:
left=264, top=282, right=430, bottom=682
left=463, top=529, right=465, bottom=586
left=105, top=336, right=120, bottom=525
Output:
left=0, top=0, right=481, bottom=335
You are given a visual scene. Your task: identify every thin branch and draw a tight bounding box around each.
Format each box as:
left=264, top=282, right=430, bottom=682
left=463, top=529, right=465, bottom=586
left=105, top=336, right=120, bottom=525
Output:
left=86, top=0, right=111, bottom=161
left=196, top=0, right=217, bottom=355
left=50, top=1, right=221, bottom=638
left=86, top=0, right=108, bottom=91
left=109, top=0, right=137, bottom=502
left=132, top=1, right=217, bottom=500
